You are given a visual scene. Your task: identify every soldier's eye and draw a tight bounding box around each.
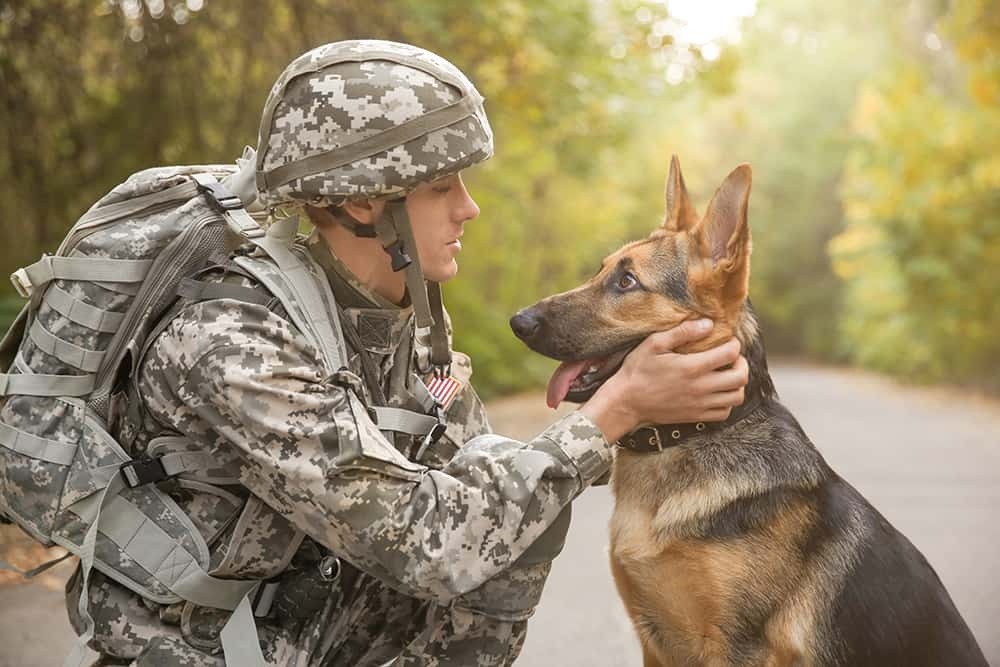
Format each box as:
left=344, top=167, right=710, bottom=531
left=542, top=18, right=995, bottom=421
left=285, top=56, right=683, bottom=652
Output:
left=433, top=185, right=452, bottom=194
left=618, top=272, right=639, bottom=290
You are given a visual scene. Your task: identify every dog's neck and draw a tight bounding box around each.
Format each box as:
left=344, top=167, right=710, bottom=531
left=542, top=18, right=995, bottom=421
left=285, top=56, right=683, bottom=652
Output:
left=674, top=300, right=776, bottom=407
left=616, top=303, right=776, bottom=453
left=734, top=300, right=777, bottom=407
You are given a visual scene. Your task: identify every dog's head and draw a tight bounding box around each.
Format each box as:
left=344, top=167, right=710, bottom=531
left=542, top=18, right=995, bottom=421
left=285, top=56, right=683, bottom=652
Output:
left=511, top=156, right=754, bottom=407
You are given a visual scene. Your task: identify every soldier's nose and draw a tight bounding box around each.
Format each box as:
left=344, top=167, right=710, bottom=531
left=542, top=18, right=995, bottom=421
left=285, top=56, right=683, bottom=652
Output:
left=510, top=309, right=543, bottom=341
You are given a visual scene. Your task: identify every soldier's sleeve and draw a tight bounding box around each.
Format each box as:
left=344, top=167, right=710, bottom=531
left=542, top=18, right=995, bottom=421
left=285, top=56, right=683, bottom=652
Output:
left=140, top=299, right=612, bottom=603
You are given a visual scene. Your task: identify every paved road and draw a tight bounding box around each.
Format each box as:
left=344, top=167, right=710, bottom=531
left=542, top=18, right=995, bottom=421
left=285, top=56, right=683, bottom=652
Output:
left=506, top=362, right=1000, bottom=666
left=1, top=362, right=998, bottom=666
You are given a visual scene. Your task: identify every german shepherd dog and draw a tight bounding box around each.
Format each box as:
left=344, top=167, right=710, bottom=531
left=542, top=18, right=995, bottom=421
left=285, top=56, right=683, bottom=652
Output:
left=510, top=157, right=988, bottom=666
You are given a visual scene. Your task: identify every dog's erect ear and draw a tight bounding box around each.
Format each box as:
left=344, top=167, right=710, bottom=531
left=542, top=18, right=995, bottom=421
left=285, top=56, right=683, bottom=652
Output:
left=695, top=163, right=752, bottom=298
left=663, top=155, right=698, bottom=232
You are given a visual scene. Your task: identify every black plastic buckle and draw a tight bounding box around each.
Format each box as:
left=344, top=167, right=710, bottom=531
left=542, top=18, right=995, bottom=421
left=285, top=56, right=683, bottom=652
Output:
left=427, top=421, right=447, bottom=445
left=120, top=456, right=169, bottom=488
left=427, top=404, right=447, bottom=444
left=384, top=240, right=412, bottom=272
left=197, top=180, right=243, bottom=212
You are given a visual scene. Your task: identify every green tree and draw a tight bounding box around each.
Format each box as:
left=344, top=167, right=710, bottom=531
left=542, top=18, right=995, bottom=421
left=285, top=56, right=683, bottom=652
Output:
left=0, top=0, right=674, bottom=397
left=830, top=0, right=1000, bottom=386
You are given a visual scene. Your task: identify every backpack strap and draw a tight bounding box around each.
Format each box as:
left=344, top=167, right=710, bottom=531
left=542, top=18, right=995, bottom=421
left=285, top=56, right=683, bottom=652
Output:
left=0, top=371, right=95, bottom=398
left=176, top=277, right=273, bottom=307
left=233, top=218, right=449, bottom=445
left=11, top=256, right=151, bottom=299
left=369, top=406, right=440, bottom=437
left=233, top=217, right=349, bottom=374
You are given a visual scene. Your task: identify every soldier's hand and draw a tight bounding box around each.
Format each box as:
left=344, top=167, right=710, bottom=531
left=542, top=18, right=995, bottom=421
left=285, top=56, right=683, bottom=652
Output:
left=580, top=319, right=748, bottom=443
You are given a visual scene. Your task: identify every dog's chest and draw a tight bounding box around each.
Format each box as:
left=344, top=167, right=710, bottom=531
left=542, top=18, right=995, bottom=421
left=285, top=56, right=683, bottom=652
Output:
left=609, top=449, right=686, bottom=555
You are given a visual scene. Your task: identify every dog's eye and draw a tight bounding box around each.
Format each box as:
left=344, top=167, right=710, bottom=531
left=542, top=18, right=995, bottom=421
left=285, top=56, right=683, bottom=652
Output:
left=617, top=272, right=639, bottom=290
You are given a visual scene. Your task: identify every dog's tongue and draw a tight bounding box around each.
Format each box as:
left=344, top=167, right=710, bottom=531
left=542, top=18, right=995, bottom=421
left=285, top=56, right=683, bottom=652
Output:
left=546, top=360, right=589, bottom=409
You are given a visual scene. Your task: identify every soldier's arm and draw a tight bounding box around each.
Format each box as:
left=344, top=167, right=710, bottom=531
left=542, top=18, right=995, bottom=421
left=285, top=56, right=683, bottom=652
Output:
left=140, top=298, right=611, bottom=603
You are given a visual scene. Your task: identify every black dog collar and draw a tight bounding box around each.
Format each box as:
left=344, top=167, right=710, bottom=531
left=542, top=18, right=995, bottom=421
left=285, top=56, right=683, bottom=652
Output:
left=617, top=394, right=763, bottom=453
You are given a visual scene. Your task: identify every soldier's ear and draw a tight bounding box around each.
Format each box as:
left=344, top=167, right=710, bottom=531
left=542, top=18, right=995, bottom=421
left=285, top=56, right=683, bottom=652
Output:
left=343, top=198, right=384, bottom=226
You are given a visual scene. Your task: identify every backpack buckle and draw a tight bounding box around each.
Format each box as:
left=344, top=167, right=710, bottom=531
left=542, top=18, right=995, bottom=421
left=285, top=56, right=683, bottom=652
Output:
left=197, top=179, right=244, bottom=212
left=10, top=268, right=33, bottom=298
left=120, top=455, right=169, bottom=488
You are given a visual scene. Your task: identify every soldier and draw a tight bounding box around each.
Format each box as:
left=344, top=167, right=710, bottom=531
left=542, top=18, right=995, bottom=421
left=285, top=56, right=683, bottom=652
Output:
left=67, top=40, right=748, bottom=666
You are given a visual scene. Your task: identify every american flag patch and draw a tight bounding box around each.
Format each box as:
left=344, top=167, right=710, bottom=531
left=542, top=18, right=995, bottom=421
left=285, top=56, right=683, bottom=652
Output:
left=426, top=374, right=462, bottom=409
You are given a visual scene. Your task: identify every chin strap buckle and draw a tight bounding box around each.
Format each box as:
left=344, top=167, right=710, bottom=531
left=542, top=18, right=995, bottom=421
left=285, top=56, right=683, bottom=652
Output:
left=384, top=240, right=412, bottom=272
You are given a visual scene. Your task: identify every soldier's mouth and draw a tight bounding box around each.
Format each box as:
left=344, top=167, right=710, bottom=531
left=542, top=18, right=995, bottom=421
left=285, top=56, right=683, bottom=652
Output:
left=545, top=345, right=635, bottom=408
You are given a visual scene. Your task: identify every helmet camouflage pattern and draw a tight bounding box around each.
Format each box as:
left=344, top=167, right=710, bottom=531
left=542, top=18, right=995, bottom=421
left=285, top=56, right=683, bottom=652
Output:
left=256, top=40, right=494, bottom=206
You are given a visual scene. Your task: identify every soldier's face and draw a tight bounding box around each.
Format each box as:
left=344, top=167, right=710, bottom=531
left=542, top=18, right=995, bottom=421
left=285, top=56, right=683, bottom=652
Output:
left=405, top=173, right=480, bottom=282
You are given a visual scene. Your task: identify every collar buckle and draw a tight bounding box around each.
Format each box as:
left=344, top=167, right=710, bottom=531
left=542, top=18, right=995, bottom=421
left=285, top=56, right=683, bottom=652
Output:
left=649, top=427, right=663, bottom=452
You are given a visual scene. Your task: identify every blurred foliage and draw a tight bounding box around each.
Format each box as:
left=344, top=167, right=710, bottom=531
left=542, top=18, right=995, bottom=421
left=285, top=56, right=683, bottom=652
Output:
left=611, top=0, right=897, bottom=358
left=0, top=0, right=996, bottom=397
left=831, top=0, right=1000, bottom=388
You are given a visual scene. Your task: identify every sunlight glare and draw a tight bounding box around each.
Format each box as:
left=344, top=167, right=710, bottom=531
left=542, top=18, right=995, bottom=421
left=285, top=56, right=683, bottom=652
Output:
left=665, top=0, right=757, bottom=45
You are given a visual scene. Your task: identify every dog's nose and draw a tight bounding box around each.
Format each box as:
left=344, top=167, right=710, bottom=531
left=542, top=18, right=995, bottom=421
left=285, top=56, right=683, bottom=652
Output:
left=510, top=309, right=542, bottom=341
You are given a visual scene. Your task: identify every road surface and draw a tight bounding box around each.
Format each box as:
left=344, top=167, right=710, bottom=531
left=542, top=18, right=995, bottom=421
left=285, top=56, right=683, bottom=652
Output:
left=1, top=362, right=997, bottom=665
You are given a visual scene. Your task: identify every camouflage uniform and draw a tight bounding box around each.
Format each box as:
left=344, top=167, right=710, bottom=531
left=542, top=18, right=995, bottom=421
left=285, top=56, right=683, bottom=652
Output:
left=67, top=231, right=610, bottom=666
left=63, top=39, right=611, bottom=666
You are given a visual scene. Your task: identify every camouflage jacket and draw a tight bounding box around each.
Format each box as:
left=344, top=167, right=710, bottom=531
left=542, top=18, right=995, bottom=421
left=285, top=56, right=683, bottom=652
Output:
left=68, top=232, right=611, bottom=666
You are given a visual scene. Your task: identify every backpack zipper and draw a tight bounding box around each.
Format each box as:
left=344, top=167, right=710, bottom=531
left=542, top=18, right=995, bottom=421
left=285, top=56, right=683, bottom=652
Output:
left=56, top=181, right=201, bottom=256
left=91, top=209, right=225, bottom=400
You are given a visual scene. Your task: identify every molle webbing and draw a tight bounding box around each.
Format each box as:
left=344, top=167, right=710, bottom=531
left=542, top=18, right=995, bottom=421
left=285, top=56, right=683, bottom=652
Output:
left=0, top=371, right=95, bottom=398
left=0, top=164, right=277, bottom=667
left=45, top=284, right=126, bottom=333
left=12, top=256, right=151, bottom=299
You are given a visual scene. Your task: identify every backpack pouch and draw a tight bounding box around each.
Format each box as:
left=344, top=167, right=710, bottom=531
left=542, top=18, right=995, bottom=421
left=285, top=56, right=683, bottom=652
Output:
left=0, top=394, right=83, bottom=544
left=53, top=408, right=212, bottom=604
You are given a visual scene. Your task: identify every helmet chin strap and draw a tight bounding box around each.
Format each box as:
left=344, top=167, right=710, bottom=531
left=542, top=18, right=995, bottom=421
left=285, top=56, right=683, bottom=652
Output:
left=340, top=199, right=452, bottom=377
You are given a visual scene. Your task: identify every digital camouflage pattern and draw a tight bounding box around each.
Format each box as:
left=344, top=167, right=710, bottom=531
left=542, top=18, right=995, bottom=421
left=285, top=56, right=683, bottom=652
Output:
left=256, top=40, right=493, bottom=206
left=0, top=162, right=248, bottom=619
left=70, top=236, right=611, bottom=665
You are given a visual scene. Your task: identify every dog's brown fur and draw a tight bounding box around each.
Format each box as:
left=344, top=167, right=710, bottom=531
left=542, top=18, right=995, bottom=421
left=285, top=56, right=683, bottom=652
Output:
left=512, top=157, right=987, bottom=666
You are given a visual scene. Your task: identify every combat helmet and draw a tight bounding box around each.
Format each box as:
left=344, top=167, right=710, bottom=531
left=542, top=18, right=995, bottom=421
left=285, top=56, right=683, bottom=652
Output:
left=255, top=40, right=494, bottom=375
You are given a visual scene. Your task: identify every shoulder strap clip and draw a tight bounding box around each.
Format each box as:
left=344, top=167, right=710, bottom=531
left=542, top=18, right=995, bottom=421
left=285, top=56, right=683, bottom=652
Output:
left=194, top=176, right=243, bottom=212
left=120, top=455, right=169, bottom=488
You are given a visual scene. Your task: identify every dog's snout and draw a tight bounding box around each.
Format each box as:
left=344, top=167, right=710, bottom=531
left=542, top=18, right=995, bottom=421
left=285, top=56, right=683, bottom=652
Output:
left=510, top=309, right=542, bottom=341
